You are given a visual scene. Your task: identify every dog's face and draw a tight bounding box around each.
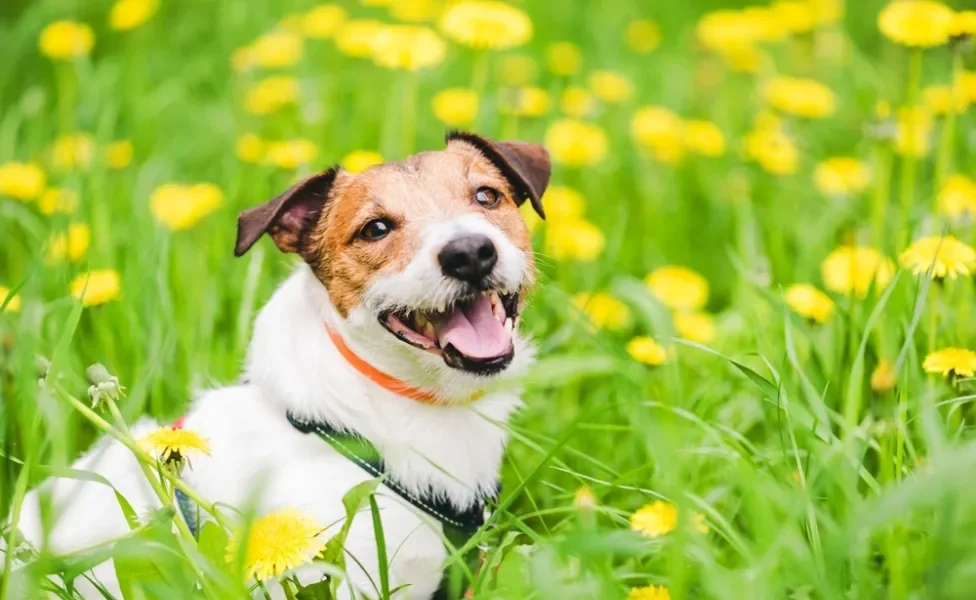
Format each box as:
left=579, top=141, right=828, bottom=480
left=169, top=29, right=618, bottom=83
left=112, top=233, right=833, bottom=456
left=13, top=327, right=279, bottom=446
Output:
left=235, top=133, right=550, bottom=378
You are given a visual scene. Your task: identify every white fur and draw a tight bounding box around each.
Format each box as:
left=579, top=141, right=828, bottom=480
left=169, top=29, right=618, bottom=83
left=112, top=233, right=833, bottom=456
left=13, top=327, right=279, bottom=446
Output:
left=14, top=258, right=532, bottom=599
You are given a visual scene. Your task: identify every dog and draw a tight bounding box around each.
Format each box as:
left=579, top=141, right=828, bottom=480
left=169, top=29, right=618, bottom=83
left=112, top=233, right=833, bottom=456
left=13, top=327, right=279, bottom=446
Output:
left=14, top=132, right=551, bottom=599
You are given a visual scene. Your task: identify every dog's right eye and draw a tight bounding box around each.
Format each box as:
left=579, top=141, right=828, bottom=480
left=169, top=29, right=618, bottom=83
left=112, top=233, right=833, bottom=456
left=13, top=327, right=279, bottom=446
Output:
left=358, top=218, right=394, bottom=241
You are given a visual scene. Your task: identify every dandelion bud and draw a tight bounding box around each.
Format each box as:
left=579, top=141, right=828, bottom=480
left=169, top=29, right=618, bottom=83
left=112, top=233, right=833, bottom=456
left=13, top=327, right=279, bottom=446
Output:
left=34, top=355, right=51, bottom=379
left=573, top=486, right=597, bottom=511
left=871, top=360, right=897, bottom=393
left=86, top=363, right=124, bottom=408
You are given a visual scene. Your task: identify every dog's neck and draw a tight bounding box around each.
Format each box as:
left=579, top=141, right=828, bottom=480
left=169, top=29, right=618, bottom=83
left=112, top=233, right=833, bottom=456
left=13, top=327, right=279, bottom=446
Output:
left=243, top=264, right=526, bottom=509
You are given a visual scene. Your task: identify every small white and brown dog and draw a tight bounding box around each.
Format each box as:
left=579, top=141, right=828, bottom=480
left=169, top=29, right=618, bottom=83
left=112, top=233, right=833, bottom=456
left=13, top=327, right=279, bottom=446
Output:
left=16, top=132, right=551, bottom=599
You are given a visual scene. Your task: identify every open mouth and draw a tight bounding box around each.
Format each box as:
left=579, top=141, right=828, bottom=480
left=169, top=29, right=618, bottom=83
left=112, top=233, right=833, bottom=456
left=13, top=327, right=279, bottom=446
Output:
left=379, top=291, right=519, bottom=375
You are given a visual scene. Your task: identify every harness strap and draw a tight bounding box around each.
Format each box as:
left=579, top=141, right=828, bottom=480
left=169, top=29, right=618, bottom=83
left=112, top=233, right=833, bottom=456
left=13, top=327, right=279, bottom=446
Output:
left=286, top=413, right=495, bottom=598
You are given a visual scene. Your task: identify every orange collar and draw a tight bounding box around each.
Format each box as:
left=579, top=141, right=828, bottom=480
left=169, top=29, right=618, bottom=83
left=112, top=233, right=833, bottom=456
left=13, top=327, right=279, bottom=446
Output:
left=326, top=325, right=481, bottom=405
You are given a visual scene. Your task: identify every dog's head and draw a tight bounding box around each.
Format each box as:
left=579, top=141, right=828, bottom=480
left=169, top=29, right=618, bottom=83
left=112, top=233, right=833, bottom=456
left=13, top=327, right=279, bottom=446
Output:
left=235, top=133, right=550, bottom=379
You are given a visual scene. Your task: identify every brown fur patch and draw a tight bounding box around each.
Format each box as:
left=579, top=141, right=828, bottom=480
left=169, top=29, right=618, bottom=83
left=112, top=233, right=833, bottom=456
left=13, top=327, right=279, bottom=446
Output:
left=303, top=145, right=536, bottom=317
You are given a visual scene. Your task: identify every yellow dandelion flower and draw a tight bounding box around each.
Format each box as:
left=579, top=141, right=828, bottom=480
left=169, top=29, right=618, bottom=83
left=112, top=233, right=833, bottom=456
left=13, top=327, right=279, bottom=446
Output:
left=646, top=266, right=709, bottom=311
left=937, top=174, right=976, bottom=219
left=0, top=162, right=46, bottom=201
left=335, top=19, right=385, bottom=58
left=389, top=0, right=444, bottom=23
left=683, top=120, right=725, bottom=157
left=956, top=72, right=976, bottom=102
left=673, top=311, right=716, bottom=344
left=899, top=235, right=976, bottom=279
left=109, top=0, right=159, bottom=31
left=632, top=106, right=685, bottom=164
left=38, top=188, right=79, bottom=215
left=742, top=6, right=790, bottom=42
left=432, top=88, right=479, bottom=127
left=52, top=133, right=95, bottom=171
left=871, top=360, right=897, bottom=393
left=560, top=87, right=597, bottom=119
left=342, top=150, right=384, bottom=174
left=150, top=183, right=223, bottom=231
left=785, top=283, right=835, bottom=324
left=244, top=76, right=300, bottom=116
left=139, top=427, right=211, bottom=463
left=1, top=286, right=22, bottom=313
left=626, top=19, right=661, bottom=54
left=951, top=11, right=976, bottom=37
left=628, top=585, right=671, bottom=600
left=878, top=0, right=954, bottom=48
left=763, top=76, right=836, bottom=119
left=499, top=86, right=550, bottom=118
left=439, top=1, right=532, bottom=51
left=821, top=246, right=895, bottom=298
left=264, top=139, right=318, bottom=170
left=810, top=0, right=843, bottom=24
left=894, top=107, right=933, bottom=157
left=718, top=42, right=768, bottom=74
left=47, top=223, right=91, bottom=263
left=544, top=119, right=609, bottom=167
left=235, top=134, right=266, bottom=164
left=105, top=140, right=133, bottom=169
left=39, top=21, right=94, bottom=60
left=923, top=348, right=976, bottom=378
left=370, top=25, right=446, bottom=71
left=544, top=219, right=605, bottom=261
left=302, top=4, right=347, bottom=39
left=249, top=31, right=304, bottom=68
left=227, top=508, right=326, bottom=582
left=546, top=41, right=583, bottom=76
left=744, top=126, right=799, bottom=175
left=922, top=85, right=968, bottom=116
left=772, top=0, right=816, bottom=34
left=573, top=292, right=630, bottom=331
left=587, top=70, right=634, bottom=104
left=539, top=186, right=586, bottom=223
left=630, top=501, right=677, bottom=537
left=627, top=336, right=668, bottom=366
left=497, top=54, right=537, bottom=86
left=697, top=10, right=769, bottom=53
left=814, top=157, right=871, bottom=196
left=573, top=486, right=597, bottom=510
left=70, top=269, right=121, bottom=307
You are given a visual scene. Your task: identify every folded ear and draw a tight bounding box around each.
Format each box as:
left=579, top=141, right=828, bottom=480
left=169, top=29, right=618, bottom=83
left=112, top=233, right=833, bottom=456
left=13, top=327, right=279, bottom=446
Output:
left=446, top=131, right=552, bottom=219
left=234, top=168, right=339, bottom=257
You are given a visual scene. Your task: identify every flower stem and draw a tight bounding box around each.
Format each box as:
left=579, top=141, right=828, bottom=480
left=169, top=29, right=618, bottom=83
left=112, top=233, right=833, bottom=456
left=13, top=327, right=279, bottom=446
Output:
left=898, top=49, right=923, bottom=248
left=872, top=143, right=893, bottom=254
left=933, top=51, right=963, bottom=210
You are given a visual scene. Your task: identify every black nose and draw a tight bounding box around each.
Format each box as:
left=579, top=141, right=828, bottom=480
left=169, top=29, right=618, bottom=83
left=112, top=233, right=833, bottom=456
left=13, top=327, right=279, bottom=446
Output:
left=438, top=234, right=498, bottom=284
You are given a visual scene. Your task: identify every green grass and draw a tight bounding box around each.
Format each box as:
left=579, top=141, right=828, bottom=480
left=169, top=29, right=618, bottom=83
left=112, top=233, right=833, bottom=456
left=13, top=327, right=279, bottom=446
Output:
left=5, top=0, right=976, bottom=598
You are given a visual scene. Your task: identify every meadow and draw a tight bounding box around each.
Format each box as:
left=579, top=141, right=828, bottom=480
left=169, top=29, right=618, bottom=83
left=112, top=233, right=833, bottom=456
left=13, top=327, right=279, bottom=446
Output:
left=4, top=0, right=976, bottom=597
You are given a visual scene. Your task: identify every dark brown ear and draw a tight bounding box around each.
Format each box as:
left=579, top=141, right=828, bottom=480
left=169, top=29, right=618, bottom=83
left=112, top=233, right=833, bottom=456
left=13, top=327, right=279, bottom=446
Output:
left=446, top=131, right=552, bottom=219
left=234, top=167, right=339, bottom=257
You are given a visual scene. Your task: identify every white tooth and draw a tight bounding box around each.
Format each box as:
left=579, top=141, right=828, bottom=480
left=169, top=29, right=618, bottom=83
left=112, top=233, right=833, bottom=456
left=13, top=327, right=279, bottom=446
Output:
left=415, top=313, right=427, bottom=328
left=504, top=318, right=513, bottom=332
left=422, top=321, right=436, bottom=339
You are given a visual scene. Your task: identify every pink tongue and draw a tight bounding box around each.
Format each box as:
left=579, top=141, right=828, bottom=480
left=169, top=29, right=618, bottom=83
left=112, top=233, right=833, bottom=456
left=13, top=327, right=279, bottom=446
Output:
left=432, top=295, right=512, bottom=359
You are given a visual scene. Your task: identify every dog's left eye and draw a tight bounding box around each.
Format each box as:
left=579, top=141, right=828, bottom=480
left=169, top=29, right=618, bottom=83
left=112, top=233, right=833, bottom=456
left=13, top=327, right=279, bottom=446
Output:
left=475, top=187, right=501, bottom=209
